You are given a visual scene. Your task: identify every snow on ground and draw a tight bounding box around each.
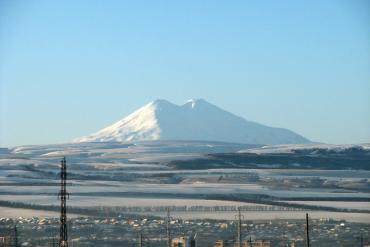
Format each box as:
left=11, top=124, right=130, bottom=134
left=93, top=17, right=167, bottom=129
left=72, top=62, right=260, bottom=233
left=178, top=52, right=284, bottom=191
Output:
left=0, top=183, right=368, bottom=198
left=239, top=143, right=370, bottom=154
left=2, top=141, right=369, bottom=222
left=73, top=99, right=309, bottom=144
left=0, top=207, right=82, bottom=218
left=282, top=201, right=370, bottom=210
left=0, top=195, right=267, bottom=207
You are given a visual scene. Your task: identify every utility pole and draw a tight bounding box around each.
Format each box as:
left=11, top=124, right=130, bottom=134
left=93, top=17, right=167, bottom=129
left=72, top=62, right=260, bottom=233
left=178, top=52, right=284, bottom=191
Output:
left=235, top=207, right=244, bottom=247
left=58, top=157, right=70, bottom=247
left=238, top=208, right=242, bottom=247
left=166, top=208, right=171, bottom=247
left=14, top=225, right=18, bottom=247
left=192, top=233, right=197, bottom=247
left=360, top=232, right=363, bottom=247
left=138, top=232, right=143, bottom=247
left=306, top=213, right=310, bottom=247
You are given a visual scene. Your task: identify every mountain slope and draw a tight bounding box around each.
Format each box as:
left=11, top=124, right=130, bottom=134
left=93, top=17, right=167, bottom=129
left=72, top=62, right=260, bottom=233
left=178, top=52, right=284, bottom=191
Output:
left=74, top=99, right=310, bottom=144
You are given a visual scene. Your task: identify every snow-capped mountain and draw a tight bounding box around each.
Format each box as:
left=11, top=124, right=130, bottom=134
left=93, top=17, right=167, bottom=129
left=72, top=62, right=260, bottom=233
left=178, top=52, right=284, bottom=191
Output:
left=74, top=99, right=310, bottom=144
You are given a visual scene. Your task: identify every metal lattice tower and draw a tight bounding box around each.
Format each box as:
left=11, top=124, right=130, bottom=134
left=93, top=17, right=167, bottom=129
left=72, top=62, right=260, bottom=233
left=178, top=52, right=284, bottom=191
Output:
left=58, top=157, right=69, bottom=247
left=138, top=232, right=143, bottom=247
left=14, top=225, right=18, bottom=247
left=166, top=208, right=171, bottom=247
left=306, top=213, right=310, bottom=247
left=235, top=207, right=244, bottom=247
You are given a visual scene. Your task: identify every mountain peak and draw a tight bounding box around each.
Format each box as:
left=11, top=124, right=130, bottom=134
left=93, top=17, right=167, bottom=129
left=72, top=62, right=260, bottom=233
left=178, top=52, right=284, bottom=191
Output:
left=148, top=99, right=176, bottom=108
left=183, top=98, right=213, bottom=109
left=152, top=99, right=172, bottom=105
left=74, top=99, right=310, bottom=144
left=186, top=98, right=206, bottom=104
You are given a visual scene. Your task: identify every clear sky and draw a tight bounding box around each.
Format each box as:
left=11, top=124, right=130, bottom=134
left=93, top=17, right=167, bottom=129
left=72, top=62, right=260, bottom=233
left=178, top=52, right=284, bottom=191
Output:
left=0, top=0, right=369, bottom=147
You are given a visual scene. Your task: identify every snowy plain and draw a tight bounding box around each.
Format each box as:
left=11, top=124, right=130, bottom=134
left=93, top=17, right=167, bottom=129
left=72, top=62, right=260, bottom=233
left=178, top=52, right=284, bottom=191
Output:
left=0, top=140, right=369, bottom=222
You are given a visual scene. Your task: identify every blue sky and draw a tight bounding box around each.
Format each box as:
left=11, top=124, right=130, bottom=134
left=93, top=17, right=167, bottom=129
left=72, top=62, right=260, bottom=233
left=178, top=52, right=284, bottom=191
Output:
left=0, top=0, right=369, bottom=146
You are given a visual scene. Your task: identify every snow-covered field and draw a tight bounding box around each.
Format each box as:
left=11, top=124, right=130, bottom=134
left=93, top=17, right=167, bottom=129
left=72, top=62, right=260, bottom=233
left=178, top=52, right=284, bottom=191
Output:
left=0, top=195, right=266, bottom=207
left=0, top=207, right=82, bottom=218
left=282, top=201, right=370, bottom=210
left=238, top=143, right=370, bottom=154
left=1, top=181, right=369, bottom=199
left=0, top=141, right=369, bottom=222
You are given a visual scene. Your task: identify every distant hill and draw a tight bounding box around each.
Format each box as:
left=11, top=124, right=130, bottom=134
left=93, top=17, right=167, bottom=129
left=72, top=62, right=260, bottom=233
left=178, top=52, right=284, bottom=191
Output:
left=74, top=99, right=310, bottom=145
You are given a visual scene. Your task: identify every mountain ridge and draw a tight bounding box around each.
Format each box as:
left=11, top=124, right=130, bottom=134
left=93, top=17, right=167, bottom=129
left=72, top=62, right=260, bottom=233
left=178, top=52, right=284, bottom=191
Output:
left=74, top=99, right=310, bottom=144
